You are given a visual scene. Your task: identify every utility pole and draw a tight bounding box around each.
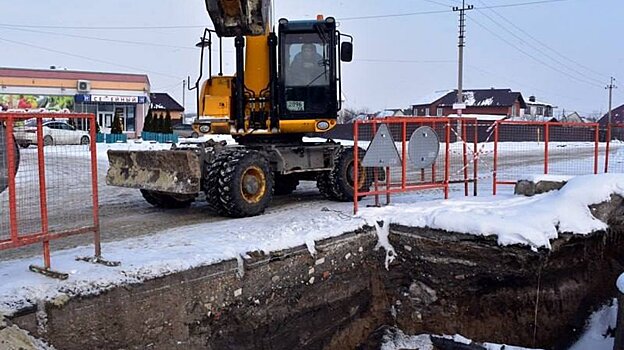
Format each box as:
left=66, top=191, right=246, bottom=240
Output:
left=606, top=77, right=617, bottom=126
left=182, top=80, right=186, bottom=112
left=453, top=0, right=473, bottom=134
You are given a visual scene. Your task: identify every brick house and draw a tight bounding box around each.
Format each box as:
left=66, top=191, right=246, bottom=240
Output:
left=412, top=88, right=526, bottom=118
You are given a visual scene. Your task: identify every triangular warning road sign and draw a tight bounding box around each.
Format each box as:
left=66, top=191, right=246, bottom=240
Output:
left=362, top=124, right=402, bottom=167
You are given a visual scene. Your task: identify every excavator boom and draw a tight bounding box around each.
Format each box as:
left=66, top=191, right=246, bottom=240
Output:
left=205, top=0, right=270, bottom=37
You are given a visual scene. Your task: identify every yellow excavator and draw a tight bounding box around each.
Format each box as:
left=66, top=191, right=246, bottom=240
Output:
left=106, top=0, right=372, bottom=217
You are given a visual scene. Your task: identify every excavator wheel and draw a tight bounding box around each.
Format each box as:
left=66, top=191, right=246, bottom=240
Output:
left=203, top=150, right=235, bottom=215
left=273, top=174, right=300, bottom=196
left=215, top=149, right=274, bottom=218
left=140, top=189, right=195, bottom=209
left=317, top=146, right=372, bottom=202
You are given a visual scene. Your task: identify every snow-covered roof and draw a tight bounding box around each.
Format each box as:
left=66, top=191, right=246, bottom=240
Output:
left=412, top=90, right=454, bottom=106
left=446, top=113, right=508, bottom=121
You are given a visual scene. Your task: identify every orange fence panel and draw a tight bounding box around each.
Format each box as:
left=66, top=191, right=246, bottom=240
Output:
left=493, top=121, right=602, bottom=194
left=353, top=117, right=482, bottom=214
left=0, top=112, right=109, bottom=278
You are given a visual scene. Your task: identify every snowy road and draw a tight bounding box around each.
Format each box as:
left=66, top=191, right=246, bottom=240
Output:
left=0, top=139, right=622, bottom=262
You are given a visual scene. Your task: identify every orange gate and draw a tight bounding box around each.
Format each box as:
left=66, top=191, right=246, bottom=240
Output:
left=0, top=112, right=116, bottom=279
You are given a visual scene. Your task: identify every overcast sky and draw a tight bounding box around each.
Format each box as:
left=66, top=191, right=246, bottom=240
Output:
left=2, top=0, right=623, bottom=117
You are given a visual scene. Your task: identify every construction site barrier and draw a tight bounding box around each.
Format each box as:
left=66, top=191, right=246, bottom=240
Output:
left=352, top=117, right=481, bottom=214
left=0, top=112, right=115, bottom=279
left=605, top=124, right=624, bottom=173
left=492, top=121, right=603, bottom=194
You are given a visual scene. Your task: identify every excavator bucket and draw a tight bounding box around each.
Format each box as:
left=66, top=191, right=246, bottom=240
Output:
left=205, top=0, right=270, bottom=37
left=106, top=150, right=202, bottom=195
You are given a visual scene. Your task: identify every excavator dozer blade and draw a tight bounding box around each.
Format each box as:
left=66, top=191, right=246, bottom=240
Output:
left=205, top=0, right=270, bottom=37
left=106, top=150, right=202, bottom=195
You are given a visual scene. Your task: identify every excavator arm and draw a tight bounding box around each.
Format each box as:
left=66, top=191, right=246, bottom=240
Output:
left=205, top=0, right=270, bottom=37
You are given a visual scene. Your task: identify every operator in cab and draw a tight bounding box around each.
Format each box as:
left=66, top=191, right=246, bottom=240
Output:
left=289, top=43, right=326, bottom=86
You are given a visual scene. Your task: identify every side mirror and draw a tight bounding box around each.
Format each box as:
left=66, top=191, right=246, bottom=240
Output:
left=340, top=42, right=353, bottom=62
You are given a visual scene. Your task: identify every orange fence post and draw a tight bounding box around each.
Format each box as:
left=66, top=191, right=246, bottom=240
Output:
left=35, top=117, right=51, bottom=269
left=594, top=124, right=599, bottom=174
left=605, top=124, right=611, bottom=173
left=5, top=115, right=19, bottom=244
left=402, top=120, right=407, bottom=191
left=493, top=121, right=499, bottom=195
left=89, top=114, right=102, bottom=257
left=544, top=123, right=549, bottom=175
left=444, top=119, right=450, bottom=199
left=353, top=121, right=359, bottom=215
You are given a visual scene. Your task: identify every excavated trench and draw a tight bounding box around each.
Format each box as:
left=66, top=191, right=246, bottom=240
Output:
left=7, top=196, right=624, bottom=350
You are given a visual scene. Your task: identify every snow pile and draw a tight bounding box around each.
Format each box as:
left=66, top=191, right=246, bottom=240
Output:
left=568, top=299, right=618, bottom=350
left=617, top=273, right=624, bottom=294
left=360, top=174, right=624, bottom=249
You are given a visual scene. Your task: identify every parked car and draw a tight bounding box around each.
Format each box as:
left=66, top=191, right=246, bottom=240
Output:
left=14, top=120, right=90, bottom=147
left=172, top=123, right=199, bottom=138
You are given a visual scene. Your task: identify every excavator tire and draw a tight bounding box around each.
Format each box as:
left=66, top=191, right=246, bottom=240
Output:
left=203, top=150, right=235, bottom=215
left=140, top=189, right=195, bottom=209
left=317, top=146, right=372, bottom=202
left=273, top=174, right=299, bottom=196
left=216, top=149, right=274, bottom=218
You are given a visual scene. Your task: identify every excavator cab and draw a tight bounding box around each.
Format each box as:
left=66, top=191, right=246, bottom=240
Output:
left=193, top=0, right=353, bottom=137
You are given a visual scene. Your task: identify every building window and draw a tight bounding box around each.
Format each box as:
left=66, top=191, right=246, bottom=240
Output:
left=437, top=107, right=443, bottom=117
left=511, top=105, right=517, bottom=116
left=425, top=108, right=430, bottom=116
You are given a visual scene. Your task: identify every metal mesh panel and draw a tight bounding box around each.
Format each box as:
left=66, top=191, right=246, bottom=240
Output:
left=0, top=113, right=99, bottom=267
left=606, top=125, right=624, bottom=173
left=547, top=123, right=598, bottom=176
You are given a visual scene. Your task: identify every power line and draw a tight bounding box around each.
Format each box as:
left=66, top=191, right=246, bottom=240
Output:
left=467, top=14, right=604, bottom=89
left=0, top=23, right=209, bottom=30
left=474, top=0, right=605, bottom=85
left=421, top=0, right=455, bottom=7
left=339, top=0, right=570, bottom=21
left=476, top=0, right=610, bottom=80
left=0, top=35, right=181, bottom=80
left=0, top=25, right=196, bottom=51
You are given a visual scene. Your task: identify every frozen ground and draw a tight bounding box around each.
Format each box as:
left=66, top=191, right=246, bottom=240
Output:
left=380, top=300, right=618, bottom=349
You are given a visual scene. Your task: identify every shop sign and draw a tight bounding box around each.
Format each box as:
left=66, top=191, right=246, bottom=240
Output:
left=75, top=94, right=147, bottom=104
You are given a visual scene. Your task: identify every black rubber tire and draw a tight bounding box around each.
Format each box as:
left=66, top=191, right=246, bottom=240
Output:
left=43, top=135, right=53, bottom=146
left=216, top=149, right=274, bottom=218
left=140, top=189, right=195, bottom=209
left=203, top=150, right=234, bottom=215
left=191, top=132, right=199, bottom=138
left=318, top=146, right=372, bottom=202
left=273, top=174, right=300, bottom=196
left=316, top=171, right=339, bottom=200
left=80, top=136, right=90, bottom=145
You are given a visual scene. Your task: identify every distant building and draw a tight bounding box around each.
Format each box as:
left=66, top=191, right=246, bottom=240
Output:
left=523, top=95, right=557, bottom=121
left=375, top=108, right=405, bottom=118
left=412, top=88, right=526, bottom=118
left=559, top=112, right=585, bottom=123
left=0, top=66, right=150, bottom=137
left=149, top=93, right=185, bottom=123
left=598, top=104, right=624, bottom=126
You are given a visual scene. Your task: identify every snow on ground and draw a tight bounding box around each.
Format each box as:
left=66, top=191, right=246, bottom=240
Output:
left=568, top=299, right=618, bottom=350
left=380, top=328, right=542, bottom=350
left=359, top=173, right=624, bottom=249
left=0, top=173, right=622, bottom=317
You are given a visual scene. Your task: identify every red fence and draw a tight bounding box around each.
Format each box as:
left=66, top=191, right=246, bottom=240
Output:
left=353, top=117, right=481, bottom=214
left=0, top=112, right=105, bottom=278
left=492, top=121, right=602, bottom=194
left=605, top=124, right=624, bottom=173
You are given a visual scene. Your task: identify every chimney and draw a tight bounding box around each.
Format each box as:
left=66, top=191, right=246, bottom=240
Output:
left=529, top=96, right=536, bottom=102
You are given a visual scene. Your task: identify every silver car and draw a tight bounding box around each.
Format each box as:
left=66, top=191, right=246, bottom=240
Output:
left=172, top=123, right=199, bottom=138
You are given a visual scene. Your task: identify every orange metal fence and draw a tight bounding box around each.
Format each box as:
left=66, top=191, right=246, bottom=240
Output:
left=492, top=121, right=602, bottom=194
left=353, top=117, right=481, bottom=214
left=605, top=124, right=624, bottom=173
left=0, top=112, right=108, bottom=278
